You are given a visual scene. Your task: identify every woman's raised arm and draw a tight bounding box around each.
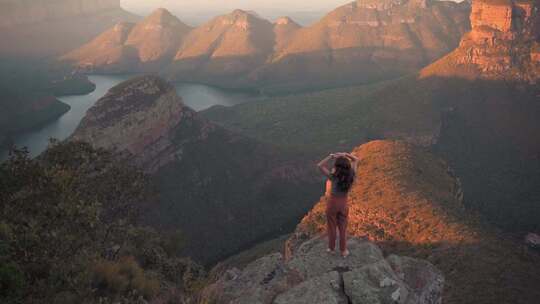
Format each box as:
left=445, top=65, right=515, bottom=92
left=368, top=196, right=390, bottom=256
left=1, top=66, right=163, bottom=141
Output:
left=317, top=154, right=335, bottom=178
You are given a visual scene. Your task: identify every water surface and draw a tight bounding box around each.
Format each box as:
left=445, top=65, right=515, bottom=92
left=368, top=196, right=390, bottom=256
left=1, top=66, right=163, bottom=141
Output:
left=1, top=75, right=253, bottom=160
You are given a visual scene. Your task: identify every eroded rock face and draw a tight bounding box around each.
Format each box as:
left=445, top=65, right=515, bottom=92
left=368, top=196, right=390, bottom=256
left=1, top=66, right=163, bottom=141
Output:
left=254, top=0, right=471, bottom=90
left=421, top=0, right=540, bottom=83
left=71, top=75, right=211, bottom=172
left=201, top=237, right=444, bottom=304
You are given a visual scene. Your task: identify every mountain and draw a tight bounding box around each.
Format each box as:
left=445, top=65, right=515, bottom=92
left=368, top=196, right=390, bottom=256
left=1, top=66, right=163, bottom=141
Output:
left=61, top=22, right=137, bottom=72
left=124, top=8, right=192, bottom=65
left=273, top=17, right=302, bottom=53
left=63, top=1, right=471, bottom=92
left=421, top=0, right=540, bottom=83
left=164, top=9, right=276, bottom=86
left=284, top=140, right=540, bottom=304
left=62, top=8, right=192, bottom=72
left=71, top=75, right=321, bottom=264
left=253, top=0, right=472, bottom=91
left=0, top=0, right=139, bottom=58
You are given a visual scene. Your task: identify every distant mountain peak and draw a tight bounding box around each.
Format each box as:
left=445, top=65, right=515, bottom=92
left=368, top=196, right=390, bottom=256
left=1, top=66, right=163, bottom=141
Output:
left=144, top=8, right=184, bottom=25
left=274, top=16, right=300, bottom=26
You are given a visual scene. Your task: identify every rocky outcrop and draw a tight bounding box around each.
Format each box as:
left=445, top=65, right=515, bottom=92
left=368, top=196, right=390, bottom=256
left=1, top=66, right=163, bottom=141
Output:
left=202, top=237, right=444, bottom=304
left=71, top=75, right=211, bottom=172
left=421, top=0, right=540, bottom=83
left=281, top=140, right=540, bottom=304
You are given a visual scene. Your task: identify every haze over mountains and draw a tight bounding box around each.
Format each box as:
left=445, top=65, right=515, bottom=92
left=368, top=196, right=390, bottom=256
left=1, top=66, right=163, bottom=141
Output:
left=63, top=0, right=472, bottom=92
left=0, top=0, right=139, bottom=58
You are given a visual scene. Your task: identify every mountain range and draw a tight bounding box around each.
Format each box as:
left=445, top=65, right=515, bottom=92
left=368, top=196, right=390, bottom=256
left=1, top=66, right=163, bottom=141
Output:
left=62, top=0, right=472, bottom=92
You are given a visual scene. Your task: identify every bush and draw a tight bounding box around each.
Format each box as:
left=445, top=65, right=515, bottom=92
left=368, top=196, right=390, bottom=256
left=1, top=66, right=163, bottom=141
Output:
left=92, top=256, right=160, bottom=300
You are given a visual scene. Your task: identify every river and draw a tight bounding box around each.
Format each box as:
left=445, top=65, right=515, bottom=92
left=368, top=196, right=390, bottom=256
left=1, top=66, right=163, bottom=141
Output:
left=0, top=74, right=254, bottom=160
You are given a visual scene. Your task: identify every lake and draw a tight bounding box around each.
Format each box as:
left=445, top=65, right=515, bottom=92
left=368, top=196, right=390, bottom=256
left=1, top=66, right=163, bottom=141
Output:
left=0, top=74, right=254, bottom=160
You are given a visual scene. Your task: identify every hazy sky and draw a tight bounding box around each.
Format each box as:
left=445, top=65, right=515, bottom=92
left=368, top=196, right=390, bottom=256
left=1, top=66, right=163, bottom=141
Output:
left=120, top=0, right=464, bottom=25
left=121, top=0, right=350, bottom=13
left=121, top=0, right=352, bottom=25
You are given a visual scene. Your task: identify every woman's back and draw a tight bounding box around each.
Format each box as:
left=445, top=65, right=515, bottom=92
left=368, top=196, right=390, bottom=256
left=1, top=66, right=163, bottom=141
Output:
left=325, top=175, right=351, bottom=197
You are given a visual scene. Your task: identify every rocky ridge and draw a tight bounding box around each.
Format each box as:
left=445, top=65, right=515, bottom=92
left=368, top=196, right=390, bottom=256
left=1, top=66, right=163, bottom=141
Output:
left=71, top=75, right=322, bottom=264
left=71, top=75, right=208, bottom=172
left=202, top=237, right=444, bottom=304
left=283, top=140, right=540, bottom=304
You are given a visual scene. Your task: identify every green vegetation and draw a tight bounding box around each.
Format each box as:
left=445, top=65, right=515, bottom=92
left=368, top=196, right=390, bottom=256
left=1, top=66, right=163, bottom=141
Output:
left=0, top=141, right=205, bottom=303
left=201, top=76, right=441, bottom=156
left=202, top=76, right=540, bottom=233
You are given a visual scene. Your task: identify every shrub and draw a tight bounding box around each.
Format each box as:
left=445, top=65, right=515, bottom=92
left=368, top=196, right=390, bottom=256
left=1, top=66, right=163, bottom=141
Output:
left=92, top=256, right=160, bottom=300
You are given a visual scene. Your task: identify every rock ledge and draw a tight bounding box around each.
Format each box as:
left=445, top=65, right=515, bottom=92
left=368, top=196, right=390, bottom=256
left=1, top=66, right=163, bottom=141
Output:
left=202, top=237, right=443, bottom=304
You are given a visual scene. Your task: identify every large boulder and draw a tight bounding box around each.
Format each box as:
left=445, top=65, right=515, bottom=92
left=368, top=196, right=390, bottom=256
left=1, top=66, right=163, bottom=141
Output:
left=201, top=237, right=444, bottom=304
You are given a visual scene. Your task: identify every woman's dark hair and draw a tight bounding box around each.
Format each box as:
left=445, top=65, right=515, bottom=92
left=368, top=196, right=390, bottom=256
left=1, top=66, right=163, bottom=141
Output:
left=332, top=156, right=355, bottom=193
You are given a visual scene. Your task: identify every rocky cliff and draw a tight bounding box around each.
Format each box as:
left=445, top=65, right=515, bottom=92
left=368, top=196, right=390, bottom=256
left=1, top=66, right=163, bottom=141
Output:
left=202, top=237, right=444, bottom=304
left=253, top=0, right=471, bottom=91
left=421, top=0, right=540, bottom=83
left=71, top=75, right=321, bottom=264
left=281, top=140, right=540, bottom=304
left=71, top=75, right=205, bottom=172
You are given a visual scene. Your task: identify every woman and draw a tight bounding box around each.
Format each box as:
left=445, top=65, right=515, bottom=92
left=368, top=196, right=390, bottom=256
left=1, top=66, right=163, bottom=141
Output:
left=317, top=152, right=358, bottom=257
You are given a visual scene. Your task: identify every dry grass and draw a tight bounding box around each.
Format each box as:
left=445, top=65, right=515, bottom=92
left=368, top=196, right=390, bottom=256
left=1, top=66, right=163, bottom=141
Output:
left=289, top=140, right=540, bottom=304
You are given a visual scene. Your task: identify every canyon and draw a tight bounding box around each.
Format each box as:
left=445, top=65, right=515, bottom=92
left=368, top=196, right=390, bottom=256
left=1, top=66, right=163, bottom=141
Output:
left=71, top=75, right=322, bottom=264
